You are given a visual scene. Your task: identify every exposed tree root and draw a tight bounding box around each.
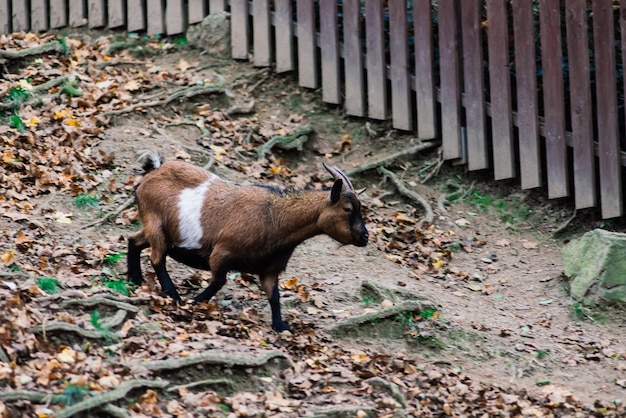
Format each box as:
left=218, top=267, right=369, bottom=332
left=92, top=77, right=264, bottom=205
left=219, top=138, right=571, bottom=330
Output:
left=0, top=345, right=10, bottom=363
left=326, top=300, right=437, bottom=338
left=437, top=181, right=475, bottom=214
left=83, top=195, right=135, bottom=229
left=98, top=404, right=130, bottom=418
left=312, top=406, right=375, bottom=418
left=140, top=349, right=290, bottom=372
left=0, top=74, right=71, bottom=111
left=255, top=125, right=314, bottom=160
left=99, top=83, right=226, bottom=117
left=552, top=209, right=577, bottom=237
left=420, top=149, right=445, bottom=184
left=0, top=389, right=66, bottom=403
left=53, top=379, right=169, bottom=418
left=345, top=141, right=439, bottom=177
left=99, top=310, right=128, bottom=328
left=96, top=59, right=143, bottom=69
left=226, top=99, right=255, bottom=115
left=0, top=40, right=66, bottom=60
left=60, top=297, right=140, bottom=313
left=366, top=376, right=407, bottom=408
left=167, top=378, right=235, bottom=393
left=30, top=320, right=119, bottom=341
left=360, top=281, right=432, bottom=304
left=379, top=166, right=434, bottom=226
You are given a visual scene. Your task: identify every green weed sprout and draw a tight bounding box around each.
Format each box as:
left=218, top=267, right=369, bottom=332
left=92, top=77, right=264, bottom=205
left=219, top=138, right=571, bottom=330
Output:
left=37, top=277, right=61, bottom=294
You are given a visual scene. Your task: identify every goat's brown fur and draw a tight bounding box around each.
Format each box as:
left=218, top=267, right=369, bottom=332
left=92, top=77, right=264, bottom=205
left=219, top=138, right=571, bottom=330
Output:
left=127, top=154, right=368, bottom=331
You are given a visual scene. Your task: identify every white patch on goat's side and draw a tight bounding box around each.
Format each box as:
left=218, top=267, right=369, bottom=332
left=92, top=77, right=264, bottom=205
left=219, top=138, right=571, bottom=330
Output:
left=177, top=174, right=217, bottom=249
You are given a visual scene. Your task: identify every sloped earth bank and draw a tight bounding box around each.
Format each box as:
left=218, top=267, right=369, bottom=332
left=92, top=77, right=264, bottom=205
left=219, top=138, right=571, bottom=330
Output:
left=0, top=32, right=625, bottom=417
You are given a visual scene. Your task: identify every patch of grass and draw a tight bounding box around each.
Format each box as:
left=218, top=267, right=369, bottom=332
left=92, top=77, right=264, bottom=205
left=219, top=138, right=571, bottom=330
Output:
left=288, top=94, right=304, bottom=111
left=6, top=85, right=32, bottom=106
left=58, top=384, right=90, bottom=406
left=395, top=311, right=445, bottom=350
left=97, top=264, right=135, bottom=296
left=90, top=310, right=118, bottom=343
left=104, top=252, right=126, bottom=265
left=570, top=302, right=595, bottom=322
left=446, top=241, right=462, bottom=252
left=361, top=296, right=378, bottom=307
left=415, top=335, right=446, bottom=350
left=57, top=37, right=70, bottom=55
left=463, top=189, right=532, bottom=225
left=9, top=114, right=25, bottom=132
left=103, top=278, right=134, bottom=296
left=74, top=194, right=99, bottom=209
left=536, top=350, right=549, bottom=359
left=419, top=309, right=439, bottom=319
left=37, top=277, right=61, bottom=294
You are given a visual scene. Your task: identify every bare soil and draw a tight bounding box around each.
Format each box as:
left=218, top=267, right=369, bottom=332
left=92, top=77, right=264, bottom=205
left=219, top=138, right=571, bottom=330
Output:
left=2, top=39, right=625, bottom=417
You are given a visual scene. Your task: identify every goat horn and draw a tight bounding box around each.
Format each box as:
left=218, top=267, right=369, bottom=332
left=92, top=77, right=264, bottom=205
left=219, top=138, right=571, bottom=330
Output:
left=323, top=162, right=355, bottom=192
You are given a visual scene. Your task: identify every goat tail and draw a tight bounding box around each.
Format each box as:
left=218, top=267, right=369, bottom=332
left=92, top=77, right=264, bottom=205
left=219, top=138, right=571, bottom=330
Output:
left=138, top=151, right=163, bottom=173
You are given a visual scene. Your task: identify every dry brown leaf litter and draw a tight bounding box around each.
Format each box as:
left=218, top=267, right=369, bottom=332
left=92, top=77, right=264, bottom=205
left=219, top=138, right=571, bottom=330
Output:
left=0, top=32, right=623, bottom=417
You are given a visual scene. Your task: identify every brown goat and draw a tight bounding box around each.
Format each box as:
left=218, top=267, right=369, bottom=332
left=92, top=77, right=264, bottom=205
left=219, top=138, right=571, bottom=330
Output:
left=127, top=153, right=368, bottom=331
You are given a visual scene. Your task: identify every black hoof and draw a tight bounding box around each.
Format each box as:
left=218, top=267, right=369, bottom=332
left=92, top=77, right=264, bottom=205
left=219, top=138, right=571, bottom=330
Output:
left=272, top=322, right=291, bottom=333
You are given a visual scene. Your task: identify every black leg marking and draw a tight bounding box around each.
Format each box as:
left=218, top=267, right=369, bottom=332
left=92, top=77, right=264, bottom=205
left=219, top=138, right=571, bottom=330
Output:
left=153, top=258, right=182, bottom=303
left=194, top=270, right=228, bottom=303
left=269, top=283, right=290, bottom=332
left=127, top=238, right=147, bottom=285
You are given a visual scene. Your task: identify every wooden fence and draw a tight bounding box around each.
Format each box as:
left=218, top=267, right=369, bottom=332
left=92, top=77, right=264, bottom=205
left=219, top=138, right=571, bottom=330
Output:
left=1, top=1, right=625, bottom=218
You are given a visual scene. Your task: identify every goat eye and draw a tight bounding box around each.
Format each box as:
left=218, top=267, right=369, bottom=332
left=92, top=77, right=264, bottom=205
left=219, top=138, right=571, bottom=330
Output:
left=343, top=207, right=352, bottom=213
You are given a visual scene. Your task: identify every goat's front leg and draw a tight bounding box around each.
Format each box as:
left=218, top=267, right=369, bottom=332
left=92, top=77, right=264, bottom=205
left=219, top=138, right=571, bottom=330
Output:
left=261, top=272, right=290, bottom=332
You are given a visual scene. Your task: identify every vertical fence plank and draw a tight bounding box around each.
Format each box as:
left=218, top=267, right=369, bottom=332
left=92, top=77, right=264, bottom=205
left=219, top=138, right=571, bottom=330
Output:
left=275, top=0, right=294, bottom=72
left=389, top=0, right=411, bottom=130
left=413, top=0, right=436, bottom=139
left=0, top=0, right=9, bottom=33
left=50, top=0, right=67, bottom=28
left=487, top=0, right=515, bottom=179
left=298, top=0, right=319, bottom=88
left=188, top=0, right=206, bottom=25
left=461, top=0, right=487, bottom=170
left=253, top=0, right=271, bottom=66
left=127, top=0, right=145, bottom=32
left=166, top=0, right=185, bottom=34
left=210, top=0, right=226, bottom=13
left=539, top=0, right=568, bottom=198
left=231, top=0, right=249, bottom=59
left=31, top=0, right=49, bottom=31
left=439, top=0, right=463, bottom=159
left=566, top=0, right=595, bottom=209
left=512, top=1, right=540, bottom=189
left=343, top=0, right=365, bottom=116
left=12, top=0, right=29, bottom=31
left=320, top=0, right=340, bottom=104
left=88, top=0, right=106, bottom=28
left=146, top=0, right=165, bottom=34
left=365, top=0, right=387, bottom=120
left=108, top=0, right=125, bottom=28
left=69, top=0, right=87, bottom=27
left=593, top=0, right=622, bottom=218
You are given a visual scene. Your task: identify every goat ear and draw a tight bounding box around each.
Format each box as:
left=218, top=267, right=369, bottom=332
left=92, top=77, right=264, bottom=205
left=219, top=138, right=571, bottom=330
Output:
left=329, top=179, right=343, bottom=203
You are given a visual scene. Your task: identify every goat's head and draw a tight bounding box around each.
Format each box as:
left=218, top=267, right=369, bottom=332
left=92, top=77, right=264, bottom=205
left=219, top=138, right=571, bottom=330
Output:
left=318, top=163, right=369, bottom=247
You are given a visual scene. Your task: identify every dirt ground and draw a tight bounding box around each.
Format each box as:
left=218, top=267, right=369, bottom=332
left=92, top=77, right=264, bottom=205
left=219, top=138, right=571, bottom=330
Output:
left=1, top=33, right=625, bottom=417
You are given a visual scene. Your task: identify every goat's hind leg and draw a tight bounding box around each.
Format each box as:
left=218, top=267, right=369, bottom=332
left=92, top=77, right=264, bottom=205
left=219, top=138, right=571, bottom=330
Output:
left=194, top=268, right=227, bottom=303
left=127, top=230, right=149, bottom=285
left=148, top=230, right=183, bottom=303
